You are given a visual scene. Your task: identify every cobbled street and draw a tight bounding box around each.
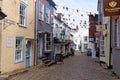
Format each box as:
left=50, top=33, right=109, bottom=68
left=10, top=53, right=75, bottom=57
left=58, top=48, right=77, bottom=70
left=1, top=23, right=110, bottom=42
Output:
left=9, top=51, right=120, bottom=80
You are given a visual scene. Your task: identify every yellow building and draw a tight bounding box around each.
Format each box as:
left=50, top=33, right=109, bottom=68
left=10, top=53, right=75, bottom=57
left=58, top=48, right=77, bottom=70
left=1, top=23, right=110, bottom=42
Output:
left=0, top=0, right=34, bottom=74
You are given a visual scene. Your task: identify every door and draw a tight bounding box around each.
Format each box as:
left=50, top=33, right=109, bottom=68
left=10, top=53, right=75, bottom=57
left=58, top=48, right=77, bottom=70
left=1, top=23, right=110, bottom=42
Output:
left=38, top=34, right=43, bottom=57
left=26, top=40, right=31, bottom=67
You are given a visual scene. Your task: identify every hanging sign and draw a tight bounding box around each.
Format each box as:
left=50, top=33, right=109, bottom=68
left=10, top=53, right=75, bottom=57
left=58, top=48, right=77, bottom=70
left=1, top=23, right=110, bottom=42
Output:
left=103, top=0, right=120, bottom=16
left=96, top=25, right=106, bottom=31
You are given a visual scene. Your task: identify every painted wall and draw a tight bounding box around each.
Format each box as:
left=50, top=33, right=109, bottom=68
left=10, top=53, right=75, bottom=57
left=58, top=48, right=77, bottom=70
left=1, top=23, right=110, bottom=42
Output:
left=112, top=17, right=120, bottom=77
left=0, top=0, right=34, bottom=73
left=37, top=0, right=54, bottom=32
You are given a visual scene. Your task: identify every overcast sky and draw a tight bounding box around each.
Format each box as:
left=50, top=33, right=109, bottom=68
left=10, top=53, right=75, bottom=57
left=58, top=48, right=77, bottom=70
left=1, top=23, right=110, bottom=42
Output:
left=53, top=0, right=98, bottom=42
left=53, top=0, right=98, bottom=13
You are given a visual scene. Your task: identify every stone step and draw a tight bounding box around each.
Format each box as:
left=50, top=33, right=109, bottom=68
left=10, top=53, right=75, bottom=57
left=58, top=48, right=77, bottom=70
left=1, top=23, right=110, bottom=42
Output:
left=43, top=60, right=51, bottom=64
left=41, top=57, right=48, bottom=61
left=45, top=62, right=55, bottom=67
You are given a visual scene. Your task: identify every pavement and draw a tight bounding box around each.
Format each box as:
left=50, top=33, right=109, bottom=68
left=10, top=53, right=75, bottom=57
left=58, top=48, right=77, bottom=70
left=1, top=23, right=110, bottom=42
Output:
left=2, top=51, right=120, bottom=80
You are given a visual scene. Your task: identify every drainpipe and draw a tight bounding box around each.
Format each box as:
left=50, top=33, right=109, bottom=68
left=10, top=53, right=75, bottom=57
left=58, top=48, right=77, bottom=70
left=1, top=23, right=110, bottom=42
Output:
left=108, top=16, right=112, bottom=69
left=34, top=0, right=38, bottom=65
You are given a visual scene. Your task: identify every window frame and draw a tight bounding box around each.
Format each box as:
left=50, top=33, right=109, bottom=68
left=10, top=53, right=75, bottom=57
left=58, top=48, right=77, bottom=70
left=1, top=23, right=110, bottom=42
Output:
left=45, top=7, right=50, bottom=24
left=44, top=33, right=51, bottom=51
left=15, top=37, right=24, bottom=63
left=19, top=2, right=27, bottom=27
left=39, top=0, right=44, bottom=21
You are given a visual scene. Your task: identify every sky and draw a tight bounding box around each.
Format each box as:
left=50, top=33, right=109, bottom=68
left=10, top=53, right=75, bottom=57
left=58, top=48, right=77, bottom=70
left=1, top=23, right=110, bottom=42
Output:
left=53, top=0, right=98, bottom=13
left=53, top=0, right=98, bottom=28
left=53, top=0, right=98, bottom=44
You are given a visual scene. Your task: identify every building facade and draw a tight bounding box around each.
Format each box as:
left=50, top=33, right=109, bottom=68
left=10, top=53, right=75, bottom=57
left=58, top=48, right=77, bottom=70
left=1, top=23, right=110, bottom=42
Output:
left=112, top=16, right=120, bottom=77
left=0, top=0, right=35, bottom=73
left=88, top=14, right=98, bottom=53
left=97, top=0, right=112, bottom=68
left=35, top=0, right=56, bottom=61
left=53, top=13, right=72, bottom=59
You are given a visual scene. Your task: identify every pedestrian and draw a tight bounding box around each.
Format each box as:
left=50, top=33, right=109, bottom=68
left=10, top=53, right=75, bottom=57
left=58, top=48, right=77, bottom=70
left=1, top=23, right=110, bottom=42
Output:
left=96, top=47, right=100, bottom=57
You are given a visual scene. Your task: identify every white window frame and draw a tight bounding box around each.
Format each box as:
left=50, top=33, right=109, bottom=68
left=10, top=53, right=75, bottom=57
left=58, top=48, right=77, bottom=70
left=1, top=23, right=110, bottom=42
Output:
left=15, top=37, right=24, bottom=63
left=51, top=15, right=54, bottom=24
left=45, top=7, right=50, bottom=24
left=19, top=2, right=27, bottom=27
left=45, top=33, right=51, bottom=51
left=39, top=0, right=44, bottom=21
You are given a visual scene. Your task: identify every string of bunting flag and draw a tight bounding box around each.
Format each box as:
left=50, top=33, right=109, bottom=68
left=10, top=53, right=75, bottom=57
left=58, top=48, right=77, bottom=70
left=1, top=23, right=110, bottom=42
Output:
left=41, top=0, right=97, bottom=29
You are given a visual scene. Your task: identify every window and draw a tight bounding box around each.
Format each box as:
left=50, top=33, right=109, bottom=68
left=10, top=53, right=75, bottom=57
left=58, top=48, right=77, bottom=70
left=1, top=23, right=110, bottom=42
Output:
left=19, top=2, right=27, bottom=27
left=15, top=37, right=24, bottom=63
left=51, top=15, right=54, bottom=24
left=45, top=33, right=51, bottom=51
left=114, top=18, right=120, bottom=48
left=39, top=0, right=44, bottom=21
left=84, top=44, right=88, bottom=50
left=84, top=36, right=88, bottom=42
left=45, top=7, right=50, bottom=24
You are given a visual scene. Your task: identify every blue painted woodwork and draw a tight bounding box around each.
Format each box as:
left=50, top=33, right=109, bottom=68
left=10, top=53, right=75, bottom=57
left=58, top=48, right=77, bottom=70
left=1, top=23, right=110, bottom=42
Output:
left=26, top=41, right=31, bottom=67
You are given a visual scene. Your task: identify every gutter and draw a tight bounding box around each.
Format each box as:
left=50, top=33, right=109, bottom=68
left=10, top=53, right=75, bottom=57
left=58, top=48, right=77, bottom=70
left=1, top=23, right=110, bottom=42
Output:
left=34, top=0, right=38, bottom=65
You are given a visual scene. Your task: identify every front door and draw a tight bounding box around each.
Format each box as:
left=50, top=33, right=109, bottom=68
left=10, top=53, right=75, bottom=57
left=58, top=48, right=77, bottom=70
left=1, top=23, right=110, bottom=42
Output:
left=26, top=40, right=31, bottom=67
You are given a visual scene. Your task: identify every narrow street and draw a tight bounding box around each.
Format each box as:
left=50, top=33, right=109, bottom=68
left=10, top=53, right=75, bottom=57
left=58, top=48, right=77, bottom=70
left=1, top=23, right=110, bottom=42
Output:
left=9, top=51, right=119, bottom=80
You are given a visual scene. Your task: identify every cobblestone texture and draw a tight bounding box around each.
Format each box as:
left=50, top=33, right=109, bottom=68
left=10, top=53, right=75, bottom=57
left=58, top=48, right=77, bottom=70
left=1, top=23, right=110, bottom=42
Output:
left=9, top=51, right=120, bottom=80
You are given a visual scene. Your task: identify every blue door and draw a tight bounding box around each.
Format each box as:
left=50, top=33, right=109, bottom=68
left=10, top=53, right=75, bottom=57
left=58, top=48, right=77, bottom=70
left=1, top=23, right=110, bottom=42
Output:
left=26, top=41, right=31, bottom=67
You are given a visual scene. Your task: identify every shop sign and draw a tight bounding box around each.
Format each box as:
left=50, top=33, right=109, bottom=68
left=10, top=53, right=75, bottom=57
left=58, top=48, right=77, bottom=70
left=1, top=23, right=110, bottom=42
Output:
left=103, top=0, right=120, bottom=16
left=96, top=25, right=106, bottom=31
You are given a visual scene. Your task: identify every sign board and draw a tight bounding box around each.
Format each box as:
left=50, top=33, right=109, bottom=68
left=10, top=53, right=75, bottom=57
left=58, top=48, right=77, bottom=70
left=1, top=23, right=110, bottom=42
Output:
left=95, top=32, right=101, bottom=37
left=103, top=0, right=120, bottom=16
left=4, top=18, right=16, bottom=25
left=89, top=37, right=95, bottom=42
left=7, top=37, right=12, bottom=47
left=96, top=25, right=106, bottom=31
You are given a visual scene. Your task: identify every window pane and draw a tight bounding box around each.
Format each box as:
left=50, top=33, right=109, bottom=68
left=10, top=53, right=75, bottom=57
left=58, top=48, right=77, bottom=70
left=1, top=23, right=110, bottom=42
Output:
left=15, top=50, right=22, bottom=61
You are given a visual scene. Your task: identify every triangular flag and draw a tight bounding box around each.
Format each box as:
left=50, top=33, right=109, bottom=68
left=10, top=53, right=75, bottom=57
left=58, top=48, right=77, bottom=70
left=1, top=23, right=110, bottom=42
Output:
left=68, top=14, right=70, bottom=17
left=76, top=9, right=79, bottom=13
left=62, top=14, right=64, bottom=16
left=49, top=2, right=53, bottom=7
left=73, top=19, right=75, bottom=21
left=63, top=6, right=65, bottom=10
left=81, top=14, right=83, bottom=16
left=40, top=20, right=43, bottom=25
left=66, top=7, right=68, bottom=11
left=68, top=18, right=70, bottom=21
left=41, top=0, right=45, bottom=4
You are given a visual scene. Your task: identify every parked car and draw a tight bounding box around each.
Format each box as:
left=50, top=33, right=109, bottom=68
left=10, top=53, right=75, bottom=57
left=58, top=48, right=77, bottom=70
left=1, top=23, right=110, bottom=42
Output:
left=87, top=48, right=92, bottom=56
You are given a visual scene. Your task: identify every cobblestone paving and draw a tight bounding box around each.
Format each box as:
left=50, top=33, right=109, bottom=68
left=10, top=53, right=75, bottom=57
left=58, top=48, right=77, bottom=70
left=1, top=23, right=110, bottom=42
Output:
left=9, top=51, right=120, bottom=80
